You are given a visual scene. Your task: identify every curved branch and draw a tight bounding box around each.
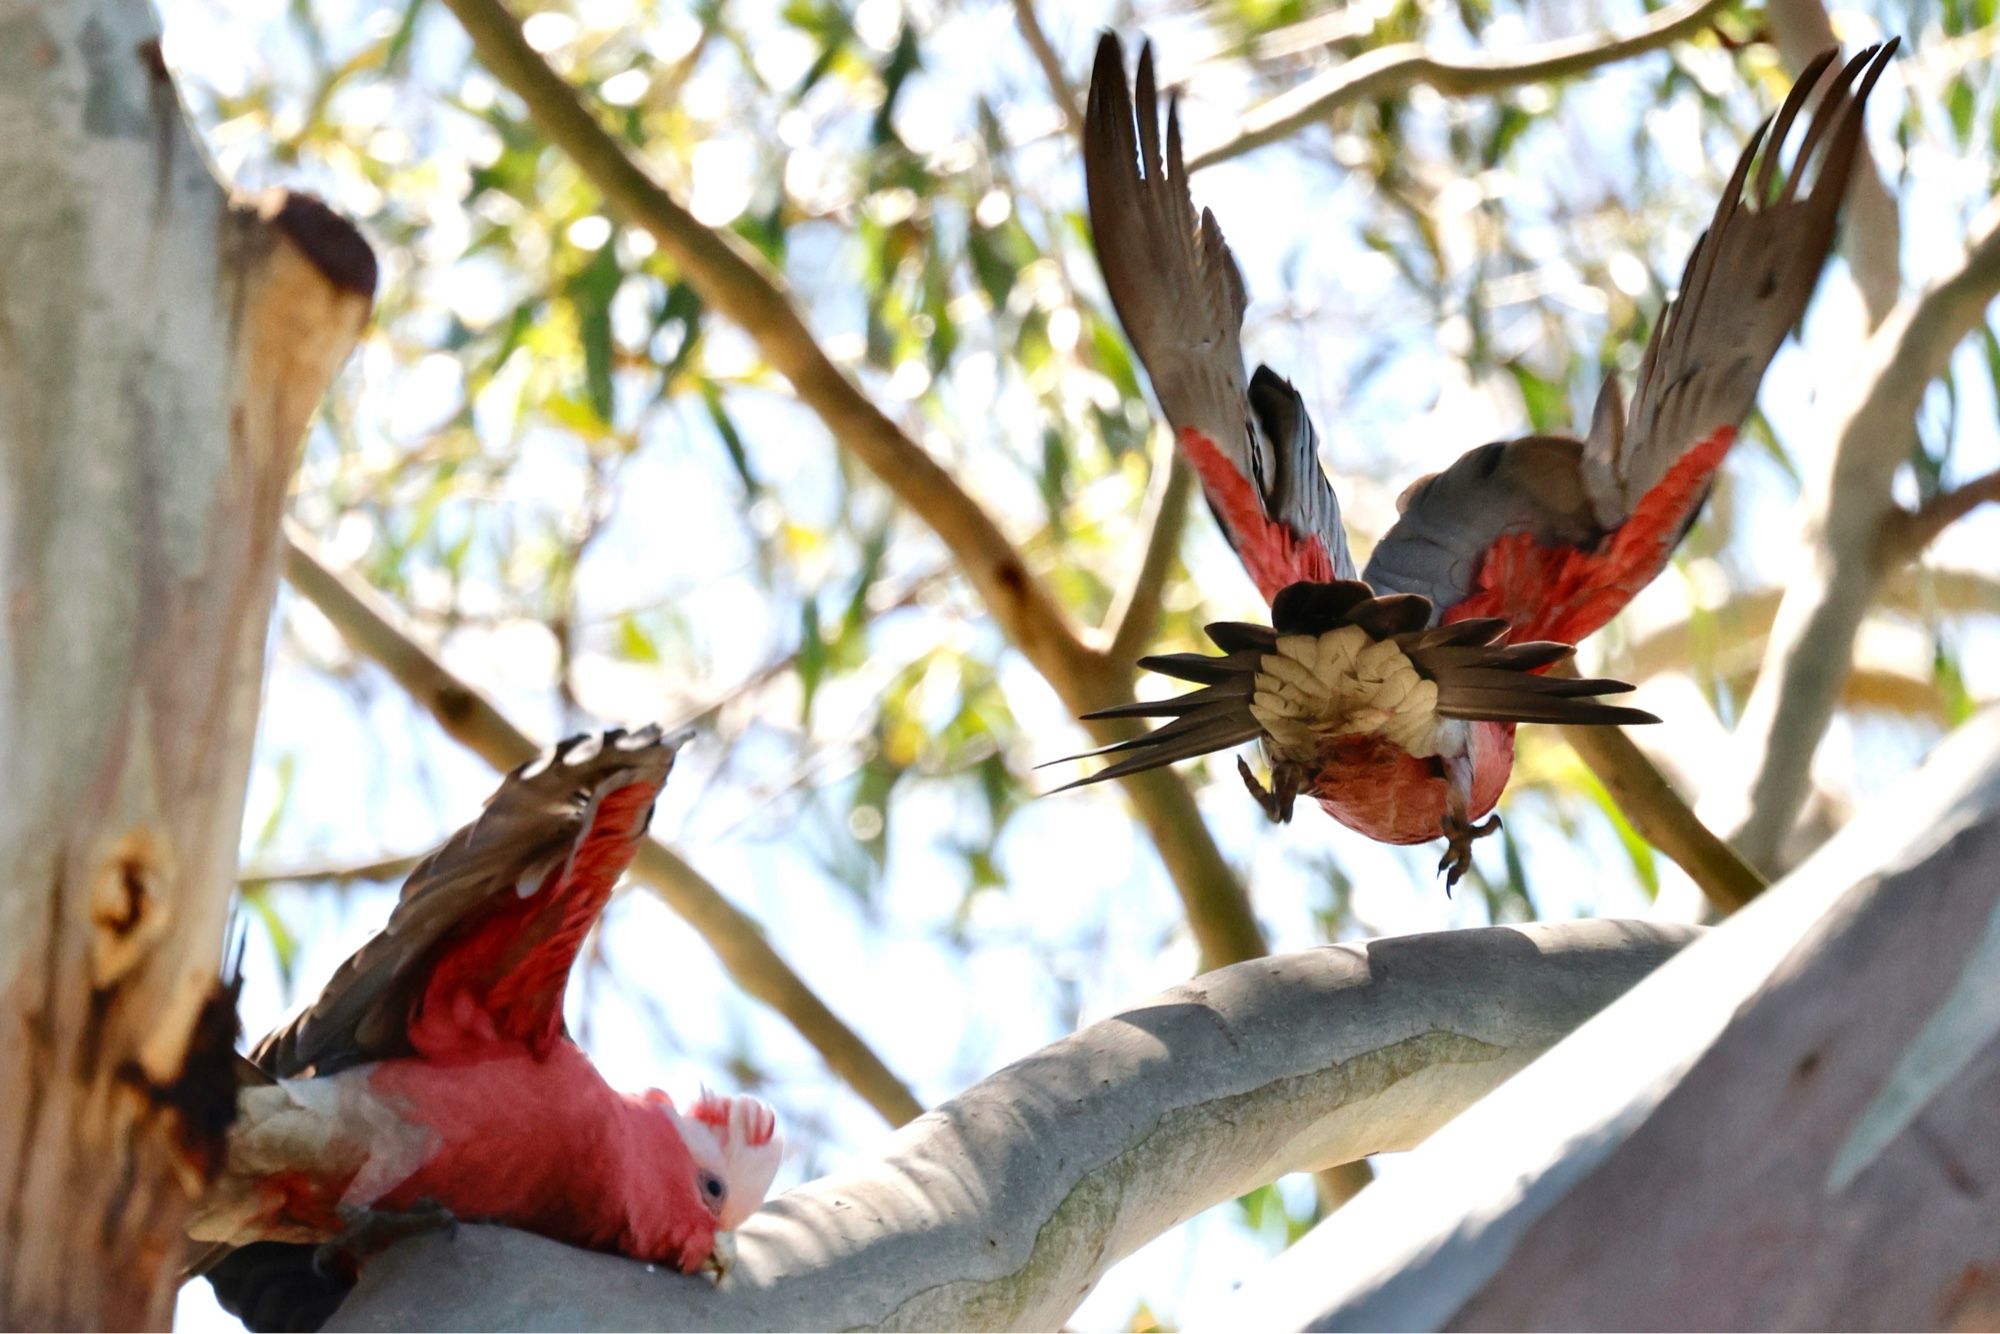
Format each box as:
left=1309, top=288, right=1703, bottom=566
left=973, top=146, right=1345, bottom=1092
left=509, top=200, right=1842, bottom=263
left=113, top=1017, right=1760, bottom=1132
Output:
left=433, top=0, right=1260, bottom=970
left=1560, top=722, right=1766, bottom=914
left=1104, top=447, right=1193, bottom=666
left=237, top=852, right=424, bottom=890
left=326, top=919, right=1699, bottom=1333
left=1885, top=468, right=2000, bottom=561
left=280, top=526, right=923, bottom=1127
left=1011, top=0, right=1082, bottom=136
left=1186, top=0, right=1732, bottom=172
left=1727, top=200, right=2000, bottom=869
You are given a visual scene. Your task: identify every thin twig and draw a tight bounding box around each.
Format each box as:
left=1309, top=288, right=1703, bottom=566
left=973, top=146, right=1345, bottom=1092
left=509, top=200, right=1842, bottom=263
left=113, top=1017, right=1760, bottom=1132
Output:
left=281, top=523, right=924, bottom=1126
left=432, top=0, right=1264, bottom=969
left=238, top=852, right=424, bottom=889
left=1187, top=0, right=1732, bottom=171
left=1010, top=0, right=1082, bottom=136
left=1728, top=200, right=2000, bottom=869
left=1104, top=445, right=1193, bottom=665
left=1551, top=661, right=1767, bottom=914
left=1885, top=469, right=2000, bottom=561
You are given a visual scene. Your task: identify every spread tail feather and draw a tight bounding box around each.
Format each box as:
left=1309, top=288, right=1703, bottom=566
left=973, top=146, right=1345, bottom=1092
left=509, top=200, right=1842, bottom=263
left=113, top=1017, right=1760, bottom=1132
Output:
left=1046, top=580, right=1655, bottom=789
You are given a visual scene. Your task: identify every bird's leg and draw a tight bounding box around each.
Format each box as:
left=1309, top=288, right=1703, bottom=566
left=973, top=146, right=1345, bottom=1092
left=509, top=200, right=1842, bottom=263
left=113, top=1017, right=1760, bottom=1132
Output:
left=701, top=1230, right=738, bottom=1284
left=1435, top=753, right=1500, bottom=893
left=315, top=1199, right=459, bottom=1276
left=1237, top=756, right=1301, bottom=824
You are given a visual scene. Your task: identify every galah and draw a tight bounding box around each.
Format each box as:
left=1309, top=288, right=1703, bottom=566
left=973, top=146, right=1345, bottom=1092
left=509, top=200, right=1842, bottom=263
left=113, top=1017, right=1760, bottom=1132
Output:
left=187, top=727, right=782, bottom=1332
left=1063, top=34, right=1895, bottom=884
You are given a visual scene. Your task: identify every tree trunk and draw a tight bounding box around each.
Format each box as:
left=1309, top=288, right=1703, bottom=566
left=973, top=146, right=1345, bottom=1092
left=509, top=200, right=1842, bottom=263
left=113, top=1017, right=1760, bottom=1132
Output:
left=1214, top=706, right=2000, bottom=1331
left=0, top=2, right=372, bottom=1326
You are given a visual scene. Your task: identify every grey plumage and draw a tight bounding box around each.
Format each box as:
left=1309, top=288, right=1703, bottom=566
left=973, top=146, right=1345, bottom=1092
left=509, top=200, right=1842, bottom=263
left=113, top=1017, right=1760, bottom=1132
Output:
left=1084, top=35, right=1356, bottom=580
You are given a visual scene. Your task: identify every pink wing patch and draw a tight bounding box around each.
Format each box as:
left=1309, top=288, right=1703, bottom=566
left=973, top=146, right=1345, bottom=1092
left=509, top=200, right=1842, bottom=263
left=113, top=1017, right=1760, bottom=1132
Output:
left=1446, top=426, right=1735, bottom=644
left=1180, top=427, right=1337, bottom=604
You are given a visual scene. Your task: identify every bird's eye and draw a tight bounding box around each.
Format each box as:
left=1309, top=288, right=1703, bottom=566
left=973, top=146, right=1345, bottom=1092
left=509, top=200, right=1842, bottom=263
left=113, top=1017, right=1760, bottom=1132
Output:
left=698, top=1171, right=726, bottom=1215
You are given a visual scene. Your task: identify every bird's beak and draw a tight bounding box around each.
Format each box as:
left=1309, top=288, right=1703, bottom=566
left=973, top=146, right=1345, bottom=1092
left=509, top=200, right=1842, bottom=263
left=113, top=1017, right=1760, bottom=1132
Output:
left=701, top=1230, right=738, bottom=1284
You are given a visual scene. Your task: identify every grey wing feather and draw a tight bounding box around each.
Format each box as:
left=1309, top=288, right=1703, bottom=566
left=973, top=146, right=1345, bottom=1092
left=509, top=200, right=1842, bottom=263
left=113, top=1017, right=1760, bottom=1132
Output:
left=1085, top=34, right=1355, bottom=580
left=251, top=726, right=682, bottom=1078
left=1365, top=44, right=1895, bottom=616
left=1580, top=42, right=1895, bottom=525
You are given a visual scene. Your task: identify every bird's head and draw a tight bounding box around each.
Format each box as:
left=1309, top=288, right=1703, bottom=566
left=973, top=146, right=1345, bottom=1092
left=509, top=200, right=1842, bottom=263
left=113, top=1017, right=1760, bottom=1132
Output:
left=655, top=1088, right=783, bottom=1234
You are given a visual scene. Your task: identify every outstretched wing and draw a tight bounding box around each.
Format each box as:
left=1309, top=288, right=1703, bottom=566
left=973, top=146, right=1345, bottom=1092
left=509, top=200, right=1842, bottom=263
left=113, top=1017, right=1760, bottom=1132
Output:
left=1364, top=43, right=1896, bottom=640
left=1085, top=33, right=1355, bottom=600
left=252, top=726, right=683, bottom=1077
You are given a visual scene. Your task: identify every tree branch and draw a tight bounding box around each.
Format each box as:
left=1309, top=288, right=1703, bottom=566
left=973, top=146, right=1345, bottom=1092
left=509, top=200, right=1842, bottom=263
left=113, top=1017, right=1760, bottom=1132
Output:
left=1726, top=200, right=2000, bottom=870
left=1011, top=0, right=1082, bottom=136
left=280, top=525, right=923, bottom=1127
left=237, top=853, right=424, bottom=890
left=433, top=0, right=1262, bottom=970
left=1186, top=0, right=1732, bottom=172
left=1217, top=708, right=2000, bottom=1330
left=326, top=919, right=1699, bottom=1333
left=1559, top=722, right=1766, bottom=914
left=1104, top=446, right=1193, bottom=665
left=1885, top=468, right=2000, bottom=562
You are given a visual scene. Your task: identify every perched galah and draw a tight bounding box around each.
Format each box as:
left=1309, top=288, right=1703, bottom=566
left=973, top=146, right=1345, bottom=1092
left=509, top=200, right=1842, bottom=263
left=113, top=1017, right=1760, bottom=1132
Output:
left=1062, top=34, right=1895, bottom=884
left=187, top=727, right=782, bottom=1332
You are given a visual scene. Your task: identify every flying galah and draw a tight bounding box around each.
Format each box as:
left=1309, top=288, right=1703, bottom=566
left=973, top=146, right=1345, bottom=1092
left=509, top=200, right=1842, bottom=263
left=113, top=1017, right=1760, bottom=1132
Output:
left=1062, top=35, right=1894, bottom=884
left=188, top=727, right=782, bottom=1332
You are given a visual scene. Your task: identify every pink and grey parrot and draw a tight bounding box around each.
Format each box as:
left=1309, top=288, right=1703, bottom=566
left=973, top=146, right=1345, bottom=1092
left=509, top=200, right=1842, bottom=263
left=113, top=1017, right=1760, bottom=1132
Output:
left=188, top=727, right=781, bottom=1331
left=1061, top=35, right=1894, bottom=885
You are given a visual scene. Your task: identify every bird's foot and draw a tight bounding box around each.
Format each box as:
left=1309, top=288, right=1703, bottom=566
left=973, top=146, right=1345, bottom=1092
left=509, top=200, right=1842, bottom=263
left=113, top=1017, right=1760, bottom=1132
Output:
left=1436, top=813, right=1501, bottom=893
left=316, top=1200, right=459, bottom=1276
left=701, top=1231, right=738, bottom=1284
left=1237, top=756, right=1300, bottom=824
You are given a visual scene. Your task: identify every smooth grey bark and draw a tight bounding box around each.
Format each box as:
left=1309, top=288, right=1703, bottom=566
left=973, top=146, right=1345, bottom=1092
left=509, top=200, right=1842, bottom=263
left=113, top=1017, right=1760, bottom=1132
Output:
left=328, top=918, right=1698, bottom=1332
left=1209, top=706, right=2000, bottom=1331
left=0, top=0, right=371, bottom=1324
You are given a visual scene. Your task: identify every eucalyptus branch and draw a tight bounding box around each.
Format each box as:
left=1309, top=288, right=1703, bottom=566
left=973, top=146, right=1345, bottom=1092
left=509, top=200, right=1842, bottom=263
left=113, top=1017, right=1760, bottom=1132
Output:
left=280, top=524, right=923, bottom=1127
left=1011, top=0, right=1082, bottom=136
left=328, top=921, right=1698, bottom=1333
left=1187, top=0, right=1732, bottom=172
left=1886, top=469, right=2000, bottom=562
left=237, top=853, right=424, bottom=890
left=1104, top=446, right=1193, bottom=665
left=1550, top=664, right=1767, bottom=914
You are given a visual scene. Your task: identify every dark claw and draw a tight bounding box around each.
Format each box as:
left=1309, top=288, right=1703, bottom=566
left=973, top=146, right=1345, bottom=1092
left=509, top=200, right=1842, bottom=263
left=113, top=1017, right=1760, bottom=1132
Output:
left=1237, top=757, right=1301, bottom=824
left=1436, top=813, right=1502, bottom=893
